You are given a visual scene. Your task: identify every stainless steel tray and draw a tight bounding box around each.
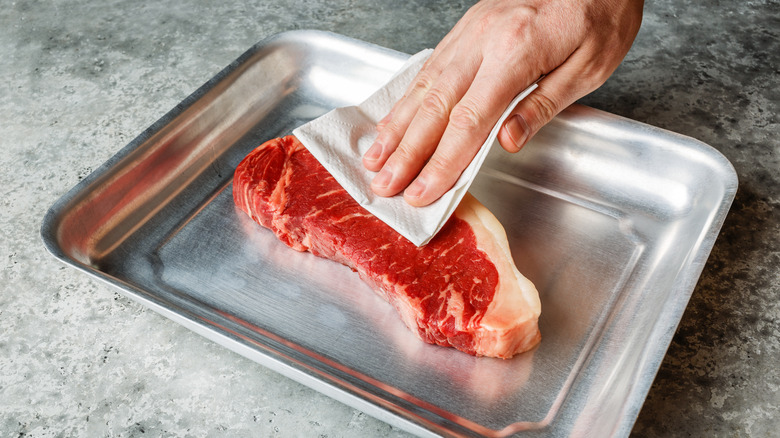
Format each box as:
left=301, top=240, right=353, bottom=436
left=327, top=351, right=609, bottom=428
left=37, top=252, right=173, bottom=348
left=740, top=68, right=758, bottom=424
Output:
left=41, top=30, right=737, bottom=437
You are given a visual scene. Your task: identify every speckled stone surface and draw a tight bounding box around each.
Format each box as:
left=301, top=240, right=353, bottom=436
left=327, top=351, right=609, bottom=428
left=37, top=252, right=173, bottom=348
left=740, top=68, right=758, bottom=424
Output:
left=1, top=1, right=777, bottom=437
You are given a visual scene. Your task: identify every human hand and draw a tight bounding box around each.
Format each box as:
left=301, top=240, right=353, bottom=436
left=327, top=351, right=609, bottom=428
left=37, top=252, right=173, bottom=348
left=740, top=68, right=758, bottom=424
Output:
left=362, top=0, right=643, bottom=206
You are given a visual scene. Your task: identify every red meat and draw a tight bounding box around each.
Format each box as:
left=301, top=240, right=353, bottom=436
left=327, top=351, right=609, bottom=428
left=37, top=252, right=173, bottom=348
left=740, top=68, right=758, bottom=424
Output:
left=233, top=136, right=540, bottom=358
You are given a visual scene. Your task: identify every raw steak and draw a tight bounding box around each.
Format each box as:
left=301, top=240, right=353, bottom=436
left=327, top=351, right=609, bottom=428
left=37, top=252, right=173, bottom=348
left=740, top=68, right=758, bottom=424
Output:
left=233, top=136, right=541, bottom=358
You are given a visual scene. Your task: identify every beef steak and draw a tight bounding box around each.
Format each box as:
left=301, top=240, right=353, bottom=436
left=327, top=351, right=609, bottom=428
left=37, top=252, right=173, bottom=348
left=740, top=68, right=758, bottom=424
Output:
left=233, top=135, right=540, bottom=358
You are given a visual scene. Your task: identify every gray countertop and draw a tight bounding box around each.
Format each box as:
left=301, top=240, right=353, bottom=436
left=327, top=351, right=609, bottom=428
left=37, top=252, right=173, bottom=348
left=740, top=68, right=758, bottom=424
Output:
left=1, top=1, right=777, bottom=437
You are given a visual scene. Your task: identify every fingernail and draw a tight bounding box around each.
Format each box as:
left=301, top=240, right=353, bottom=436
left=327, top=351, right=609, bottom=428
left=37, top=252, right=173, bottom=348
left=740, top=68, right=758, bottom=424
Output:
left=405, top=178, right=426, bottom=199
left=372, top=166, right=393, bottom=189
left=364, top=142, right=382, bottom=162
left=505, top=114, right=530, bottom=151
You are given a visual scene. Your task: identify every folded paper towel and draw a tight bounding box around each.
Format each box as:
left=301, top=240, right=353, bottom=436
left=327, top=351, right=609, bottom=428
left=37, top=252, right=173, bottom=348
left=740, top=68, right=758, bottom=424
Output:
left=293, top=49, right=536, bottom=246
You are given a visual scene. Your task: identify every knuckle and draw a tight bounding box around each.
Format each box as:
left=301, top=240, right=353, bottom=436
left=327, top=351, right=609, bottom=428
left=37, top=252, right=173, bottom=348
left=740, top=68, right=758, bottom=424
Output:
left=420, top=88, right=451, bottom=119
left=506, top=9, right=534, bottom=37
left=531, top=92, right=559, bottom=126
left=475, top=13, right=493, bottom=35
left=425, top=154, right=454, bottom=177
left=410, top=71, right=435, bottom=96
left=394, top=141, right=425, bottom=163
left=449, top=102, right=484, bottom=132
left=430, top=143, right=471, bottom=176
left=374, top=123, right=403, bottom=152
left=382, top=118, right=405, bottom=137
left=486, top=6, right=537, bottom=54
left=419, top=153, right=461, bottom=191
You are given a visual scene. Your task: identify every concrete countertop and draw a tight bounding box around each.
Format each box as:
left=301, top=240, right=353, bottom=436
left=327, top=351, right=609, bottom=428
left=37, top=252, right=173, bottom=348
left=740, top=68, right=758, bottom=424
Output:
left=2, top=1, right=777, bottom=436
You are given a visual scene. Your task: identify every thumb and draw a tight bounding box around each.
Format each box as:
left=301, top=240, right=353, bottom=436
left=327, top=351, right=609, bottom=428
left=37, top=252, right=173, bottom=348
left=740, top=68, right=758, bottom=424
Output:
left=498, top=63, right=596, bottom=153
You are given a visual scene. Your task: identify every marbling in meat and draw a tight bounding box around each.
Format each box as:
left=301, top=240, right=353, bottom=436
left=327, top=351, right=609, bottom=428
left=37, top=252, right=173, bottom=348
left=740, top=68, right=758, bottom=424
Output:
left=233, top=136, right=541, bottom=358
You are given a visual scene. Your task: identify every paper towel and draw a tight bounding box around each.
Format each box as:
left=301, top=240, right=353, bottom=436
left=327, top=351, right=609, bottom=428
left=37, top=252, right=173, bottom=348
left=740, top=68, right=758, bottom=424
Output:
left=293, top=49, right=537, bottom=246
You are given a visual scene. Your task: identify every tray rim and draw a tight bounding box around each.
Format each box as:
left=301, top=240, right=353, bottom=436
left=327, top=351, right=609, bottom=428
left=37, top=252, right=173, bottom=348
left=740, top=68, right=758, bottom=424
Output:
left=40, top=29, right=739, bottom=438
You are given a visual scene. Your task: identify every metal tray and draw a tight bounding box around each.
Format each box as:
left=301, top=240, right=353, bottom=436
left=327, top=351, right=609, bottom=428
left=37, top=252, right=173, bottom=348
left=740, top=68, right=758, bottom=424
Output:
left=41, top=30, right=737, bottom=437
